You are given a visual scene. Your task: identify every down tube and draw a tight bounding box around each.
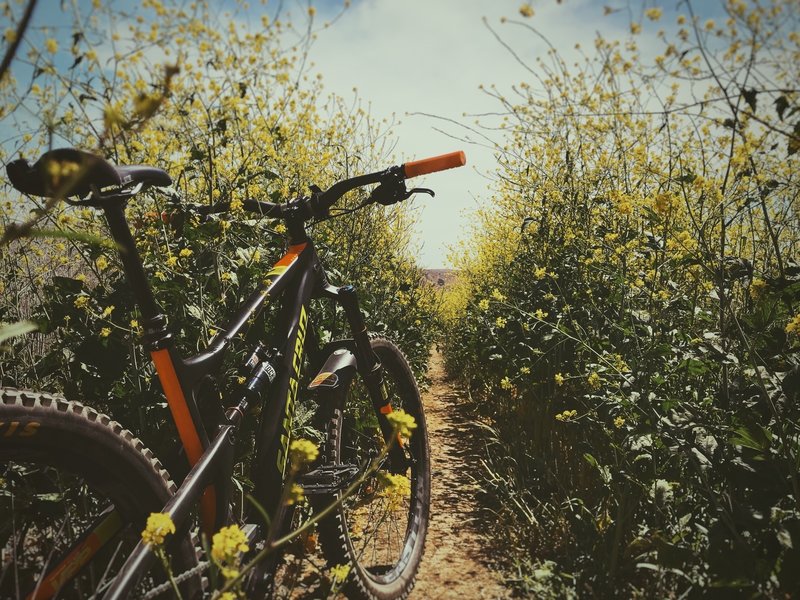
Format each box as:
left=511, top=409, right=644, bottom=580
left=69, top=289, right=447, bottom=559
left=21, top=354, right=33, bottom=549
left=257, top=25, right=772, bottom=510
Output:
left=251, top=261, right=316, bottom=520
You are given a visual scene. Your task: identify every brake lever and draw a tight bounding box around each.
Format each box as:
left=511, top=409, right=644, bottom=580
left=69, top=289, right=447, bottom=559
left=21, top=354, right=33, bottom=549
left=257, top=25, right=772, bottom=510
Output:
left=403, top=187, right=435, bottom=200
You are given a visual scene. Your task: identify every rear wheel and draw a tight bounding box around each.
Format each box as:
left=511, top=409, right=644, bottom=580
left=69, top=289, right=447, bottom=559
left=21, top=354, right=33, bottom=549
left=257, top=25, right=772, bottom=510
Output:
left=317, top=338, right=430, bottom=600
left=0, top=388, right=201, bottom=599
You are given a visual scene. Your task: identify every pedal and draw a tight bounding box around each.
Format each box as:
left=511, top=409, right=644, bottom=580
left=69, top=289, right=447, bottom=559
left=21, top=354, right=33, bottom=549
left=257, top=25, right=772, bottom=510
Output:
left=297, top=464, right=360, bottom=495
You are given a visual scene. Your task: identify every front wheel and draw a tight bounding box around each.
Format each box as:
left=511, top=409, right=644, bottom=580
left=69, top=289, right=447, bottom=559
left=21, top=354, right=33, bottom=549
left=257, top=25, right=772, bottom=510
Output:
left=317, top=337, right=430, bottom=600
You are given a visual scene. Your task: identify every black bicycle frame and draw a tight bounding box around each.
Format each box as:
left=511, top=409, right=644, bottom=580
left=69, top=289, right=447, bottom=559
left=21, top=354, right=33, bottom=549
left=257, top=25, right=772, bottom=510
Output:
left=92, top=193, right=398, bottom=599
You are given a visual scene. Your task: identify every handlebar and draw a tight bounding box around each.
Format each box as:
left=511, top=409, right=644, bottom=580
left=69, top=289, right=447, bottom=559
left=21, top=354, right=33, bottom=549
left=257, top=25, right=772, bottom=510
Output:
left=195, top=149, right=467, bottom=222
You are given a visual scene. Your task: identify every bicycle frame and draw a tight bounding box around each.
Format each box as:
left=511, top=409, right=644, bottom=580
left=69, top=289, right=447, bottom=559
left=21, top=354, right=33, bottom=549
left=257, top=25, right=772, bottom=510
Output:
left=35, top=193, right=400, bottom=599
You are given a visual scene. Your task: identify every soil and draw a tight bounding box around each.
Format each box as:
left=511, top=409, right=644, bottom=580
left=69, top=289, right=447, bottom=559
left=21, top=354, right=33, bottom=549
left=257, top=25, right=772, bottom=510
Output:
left=411, top=352, right=511, bottom=600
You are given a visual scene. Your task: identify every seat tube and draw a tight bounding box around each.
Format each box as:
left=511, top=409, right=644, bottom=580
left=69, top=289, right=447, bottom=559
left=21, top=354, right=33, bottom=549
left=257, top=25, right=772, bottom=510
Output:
left=102, top=199, right=161, bottom=318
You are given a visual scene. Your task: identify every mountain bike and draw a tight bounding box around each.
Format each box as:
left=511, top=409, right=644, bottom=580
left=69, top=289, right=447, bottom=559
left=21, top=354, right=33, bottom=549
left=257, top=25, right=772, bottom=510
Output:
left=1, top=147, right=466, bottom=599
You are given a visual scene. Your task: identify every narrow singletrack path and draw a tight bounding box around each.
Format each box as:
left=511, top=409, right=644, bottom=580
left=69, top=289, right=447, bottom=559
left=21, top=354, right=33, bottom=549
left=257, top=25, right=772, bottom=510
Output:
left=412, top=352, right=511, bottom=600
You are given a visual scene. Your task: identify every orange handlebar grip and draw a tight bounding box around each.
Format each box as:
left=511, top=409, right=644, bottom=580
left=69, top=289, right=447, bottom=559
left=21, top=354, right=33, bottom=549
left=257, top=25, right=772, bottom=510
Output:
left=403, top=150, right=466, bottom=179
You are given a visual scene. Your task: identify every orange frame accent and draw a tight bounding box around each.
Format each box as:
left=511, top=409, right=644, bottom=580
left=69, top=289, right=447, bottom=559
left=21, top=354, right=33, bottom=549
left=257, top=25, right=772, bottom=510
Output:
left=151, top=348, right=217, bottom=532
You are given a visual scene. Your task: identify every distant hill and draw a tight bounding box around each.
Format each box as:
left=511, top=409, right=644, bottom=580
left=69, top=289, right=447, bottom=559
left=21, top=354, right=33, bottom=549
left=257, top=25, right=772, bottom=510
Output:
left=423, top=269, right=458, bottom=289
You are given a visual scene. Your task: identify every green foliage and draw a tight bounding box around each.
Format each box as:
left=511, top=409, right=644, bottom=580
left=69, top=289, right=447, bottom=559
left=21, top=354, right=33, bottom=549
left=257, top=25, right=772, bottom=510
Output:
left=444, top=1, right=800, bottom=597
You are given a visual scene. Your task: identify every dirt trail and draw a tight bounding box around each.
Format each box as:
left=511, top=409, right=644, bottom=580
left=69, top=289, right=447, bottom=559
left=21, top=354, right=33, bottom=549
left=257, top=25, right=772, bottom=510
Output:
left=412, top=352, right=511, bottom=600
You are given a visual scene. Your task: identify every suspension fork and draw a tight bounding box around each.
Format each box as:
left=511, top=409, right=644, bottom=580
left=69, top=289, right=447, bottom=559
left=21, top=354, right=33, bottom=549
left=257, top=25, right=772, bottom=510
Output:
left=328, top=284, right=408, bottom=470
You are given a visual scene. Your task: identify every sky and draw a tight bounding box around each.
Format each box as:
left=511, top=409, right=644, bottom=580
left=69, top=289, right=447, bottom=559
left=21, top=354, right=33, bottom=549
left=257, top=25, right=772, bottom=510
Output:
left=303, top=0, right=722, bottom=267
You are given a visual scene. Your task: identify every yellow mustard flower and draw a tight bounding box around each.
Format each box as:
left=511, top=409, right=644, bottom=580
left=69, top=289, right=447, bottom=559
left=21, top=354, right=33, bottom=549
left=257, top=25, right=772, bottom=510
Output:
left=645, top=7, right=662, bottom=21
left=289, top=438, right=319, bottom=469
left=378, top=472, right=411, bottom=510
left=141, top=512, right=175, bottom=547
left=534, top=267, right=547, bottom=279
left=491, top=288, right=506, bottom=302
left=101, top=305, right=115, bottom=318
left=614, top=416, right=626, bottom=428
left=750, top=278, right=767, bottom=300
left=786, top=314, right=800, bottom=336
left=211, top=524, right=249, bottom=564
left=500, top=377, right=513, bottom=390
left=45, top=38, right=58, bottom=53
left=386, top=409, right=417, bottom=438
left=587, top=371, right=602, bottom=390
left=555, top=409, right=578, bottom=422
left=179, top=247, right=193, bottom=258
left=329, top=563, right=351, bottom=582
left=554, top=373, right=565, bottom=386
left=478, top=299, right=490, bottom=311
left=100, top=327, right=111, bottom=338
left=95, top=255, right=108, bottom=271
left=285, top=483, right=305, bottom=505
left=74, top=295, right=89, bottom=309
left=495, top=316, right=507, bottom=329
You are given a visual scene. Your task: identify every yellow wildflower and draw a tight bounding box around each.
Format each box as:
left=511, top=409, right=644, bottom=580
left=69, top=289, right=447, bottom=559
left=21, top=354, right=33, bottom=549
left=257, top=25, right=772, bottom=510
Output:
left=491, top=288, right=506, bottom=302
left=386, top=409, right=417, bottom=438
left=100, top=327, right=111, bottom=338
left=165, top=255, right=178, bottom=268
left=495, top=316, right=507, bottom=329
left=179, top=247, right=193, bottom=258
left=211, top=524, right=249, bottom=564
left=534, top=267, right=547, bottom=279
left=101, top=305, right=115, bottom=318
left=587, top=372, right=602, bottom=390
left=478, top=299, right=490, bottom=311
left=614, top=416, right=625, bottom=429
left=786, top=314, right=800, bottom=336
left=45, top=38, right=58, bottom=53
left=289, top=438, right=319, bottom=469
left=631, top=22, right=642, bottom=34
left=554, top=373, right=565, bottom=386
left=285, top=483, right=305, bottom=505
left=534, top=308, right=548, bottom=320
left=750, top=278, right=767, bottom=300
left=520, top=366, right=531, bottom=375
left=103, top=104, right=124, bottom=129
left=141, top=513, right=175, bottom=547
left=378, top=472, right=411, bottom=510
left=329, top=563, right=351, bottom=582
left=274, top=223, right=286, bottom=234
left=95, top=255, right=108, bottom=271
left=645, top=7, right=662, bottom=20
left=74, top=295, right=89, bottom=309
left=555, top=409, right=578, bottom=422
left=500, top=377, right=513, bottom=390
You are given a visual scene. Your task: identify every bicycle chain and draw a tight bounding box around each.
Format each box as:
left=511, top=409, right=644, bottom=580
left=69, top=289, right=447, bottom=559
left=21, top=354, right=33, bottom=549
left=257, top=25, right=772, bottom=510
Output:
left=142, top=560, right=210, bottom=599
